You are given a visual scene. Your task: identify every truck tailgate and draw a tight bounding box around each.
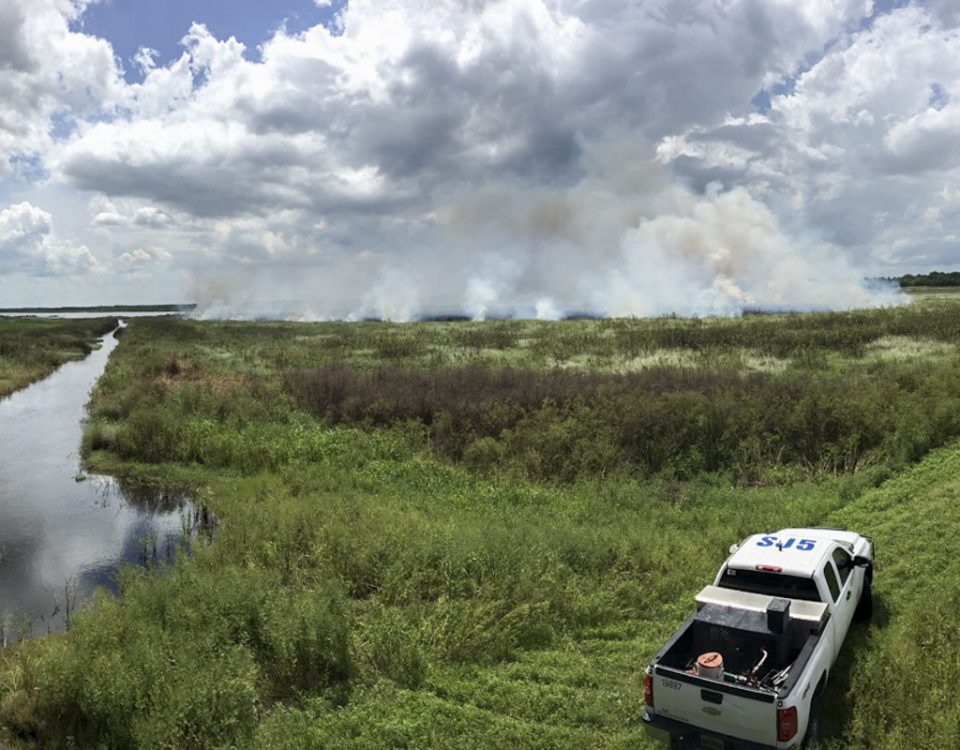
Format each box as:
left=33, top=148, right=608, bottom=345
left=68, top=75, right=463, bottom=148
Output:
left=651, top=667, right=778, bottom=746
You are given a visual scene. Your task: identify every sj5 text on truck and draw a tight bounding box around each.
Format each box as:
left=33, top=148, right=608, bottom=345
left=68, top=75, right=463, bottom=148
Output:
left=643, top=528, right=873, bottom=749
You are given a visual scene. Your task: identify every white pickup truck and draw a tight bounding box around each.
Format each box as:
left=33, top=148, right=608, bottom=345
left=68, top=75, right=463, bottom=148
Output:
left=643, top=528, right=873, bottom=749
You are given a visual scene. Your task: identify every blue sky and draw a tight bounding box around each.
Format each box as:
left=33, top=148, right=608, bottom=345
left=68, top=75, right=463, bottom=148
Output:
left=77, top=0, right=343, bottom=80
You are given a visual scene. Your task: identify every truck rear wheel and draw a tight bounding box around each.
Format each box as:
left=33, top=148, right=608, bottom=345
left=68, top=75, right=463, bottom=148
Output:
left=855, top=574, right=873, bottom=622
left=803, top=695, right=824, bottom=747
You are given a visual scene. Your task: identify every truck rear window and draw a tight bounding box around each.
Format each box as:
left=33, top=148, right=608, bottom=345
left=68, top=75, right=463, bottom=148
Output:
left=718, top=567, right=820, bottom=601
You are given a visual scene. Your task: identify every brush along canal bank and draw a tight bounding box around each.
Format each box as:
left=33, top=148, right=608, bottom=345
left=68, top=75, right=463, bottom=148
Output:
left=3, top=304, right=960, bottom=748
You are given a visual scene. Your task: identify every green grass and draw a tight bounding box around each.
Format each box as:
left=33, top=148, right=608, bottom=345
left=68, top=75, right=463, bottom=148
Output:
left=815, top=445, right=960, bottom=749
left=0, top=317, right=118, bottom=398
left=82, top=298, right=960, bottom=375
left=3, top=305, right=960, bottom=748
left=903, top=286, right=960, bottom=301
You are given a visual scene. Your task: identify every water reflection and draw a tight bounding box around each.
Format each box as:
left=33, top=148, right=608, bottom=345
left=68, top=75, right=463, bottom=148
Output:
left=0, top=327, right=207, bottom=643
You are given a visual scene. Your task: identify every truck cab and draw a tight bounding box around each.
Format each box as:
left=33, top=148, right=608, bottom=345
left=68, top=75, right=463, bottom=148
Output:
left=643, top=528, right=873, bottom=749
left=716, top=529, right=868, bottom=660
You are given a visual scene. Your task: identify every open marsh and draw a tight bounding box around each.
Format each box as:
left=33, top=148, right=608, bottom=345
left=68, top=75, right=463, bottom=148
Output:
left=2, top=301, right=960, bottom=748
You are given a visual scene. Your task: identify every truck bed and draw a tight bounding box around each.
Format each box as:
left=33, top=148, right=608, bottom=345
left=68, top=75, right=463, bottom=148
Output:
left=652, top=620, right=819, bottom=699
left=653, top=585, right=827, bottom=696
left=646, top=586, right=826, bottom=746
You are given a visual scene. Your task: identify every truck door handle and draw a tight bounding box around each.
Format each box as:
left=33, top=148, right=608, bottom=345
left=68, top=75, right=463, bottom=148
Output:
left=846, top=590, right=852, bottom=600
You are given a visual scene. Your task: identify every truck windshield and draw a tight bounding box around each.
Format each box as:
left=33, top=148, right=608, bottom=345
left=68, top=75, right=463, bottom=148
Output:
left=718, top=567, right=821, bottom=602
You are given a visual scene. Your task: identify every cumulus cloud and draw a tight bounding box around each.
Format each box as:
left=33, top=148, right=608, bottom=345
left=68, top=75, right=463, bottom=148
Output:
left=56, top=1, right=875, bottom=214
left=116, top=246, right=172, bottom=280
left=132, top=207, right=172, bottom=226
left=0, top=0, right=952, bottom=311
left=89, top=195, right=179, bottom=230
left=0, top=202, right=97, bottom=276
left=0, top=0, right=120, bottom=175
left=660, top=4, right=960, bottom=270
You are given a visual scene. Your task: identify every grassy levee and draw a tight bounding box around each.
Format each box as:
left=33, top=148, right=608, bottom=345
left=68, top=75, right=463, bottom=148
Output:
left=0, top=317, right=118, bottom=398
left=2, top=305, right=960, bottom=747
left=818, top=444, right=960, bottom=750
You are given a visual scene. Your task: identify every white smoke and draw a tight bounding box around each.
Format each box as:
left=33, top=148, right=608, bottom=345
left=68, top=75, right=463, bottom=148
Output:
left=192, top=140, right=906, bottom=321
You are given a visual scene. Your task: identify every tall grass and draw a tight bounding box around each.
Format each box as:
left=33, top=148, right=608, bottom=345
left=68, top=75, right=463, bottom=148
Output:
left=81, top=316, right=960, bottom=482
left=285, top=359, right=960, bottom=481
left=0, top=461, right=845, bottom=748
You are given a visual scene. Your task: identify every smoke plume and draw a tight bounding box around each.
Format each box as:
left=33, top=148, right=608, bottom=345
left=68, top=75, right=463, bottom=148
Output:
left=192, top=141, right=905, bottom=321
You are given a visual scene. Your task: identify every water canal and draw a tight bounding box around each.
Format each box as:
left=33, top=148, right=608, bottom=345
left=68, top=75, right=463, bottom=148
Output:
left=0, top=324, right=194, bottom=642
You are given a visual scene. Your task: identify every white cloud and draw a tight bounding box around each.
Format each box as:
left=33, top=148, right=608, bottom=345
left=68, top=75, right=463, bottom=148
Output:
left=0, top=201, right=97, bottom=276
left=884, top=102, right=960, bottom=173
left=133, top=206, right=172, bottom=226
left=0, top=0, right=954, bottom=309
left=659, top=4, right=960, bottom=271
left=0, top=0, right=121, bottom=175
left=53, top=0, right=876, bottom=219
left=118, top=248, right=152, bottom=265
left=117, top=246, right=170, bottom=266
left=92, top=210, right=125, bottom=226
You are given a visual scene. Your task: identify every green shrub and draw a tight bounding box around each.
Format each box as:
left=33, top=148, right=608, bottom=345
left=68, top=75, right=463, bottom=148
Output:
left=29, top=595, right=260, bottom=749
left=258, top=586, right=353, bottom=700
left=283, top=361, right=957, bottom=482
left=353, top=606, right=427, bottom=689
left=422, top=599, right=555, bottom=665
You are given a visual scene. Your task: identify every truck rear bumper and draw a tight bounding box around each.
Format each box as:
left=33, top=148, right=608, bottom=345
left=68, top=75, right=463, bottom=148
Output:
left=643, top=709, right=782, bottom=750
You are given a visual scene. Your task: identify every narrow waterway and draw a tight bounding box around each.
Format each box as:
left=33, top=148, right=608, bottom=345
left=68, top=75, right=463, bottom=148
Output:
left=0, top=326, right=192, bottom=641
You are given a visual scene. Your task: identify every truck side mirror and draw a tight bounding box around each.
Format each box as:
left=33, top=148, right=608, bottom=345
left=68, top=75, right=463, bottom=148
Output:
left=852, top=555, right=871, bottom=567
left=729, top=543, right=740, bottom=554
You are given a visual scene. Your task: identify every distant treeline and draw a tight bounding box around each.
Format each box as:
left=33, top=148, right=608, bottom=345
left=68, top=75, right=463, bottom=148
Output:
left=896, top=271, right=960, bottom=288
left=0, top=303, right=197, bottom=313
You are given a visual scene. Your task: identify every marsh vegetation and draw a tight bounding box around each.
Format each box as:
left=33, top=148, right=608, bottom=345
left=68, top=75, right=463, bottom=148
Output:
left=2, top=301, right=960, bottom=748
left=0, top=317, right=118, bottom=399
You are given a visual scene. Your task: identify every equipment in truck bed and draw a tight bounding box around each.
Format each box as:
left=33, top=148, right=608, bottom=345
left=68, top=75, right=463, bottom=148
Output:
left=695, top=586, right=828, bottom=632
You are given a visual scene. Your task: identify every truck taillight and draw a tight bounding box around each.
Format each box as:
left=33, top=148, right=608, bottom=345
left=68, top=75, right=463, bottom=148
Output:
left=644, top=674, right=654, bottom=706
left=777, top=706, right=798, bottom=742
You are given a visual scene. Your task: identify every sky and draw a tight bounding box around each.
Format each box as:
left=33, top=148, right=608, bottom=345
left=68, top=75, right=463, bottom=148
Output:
left=0, top=0, right=957, bottom=317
